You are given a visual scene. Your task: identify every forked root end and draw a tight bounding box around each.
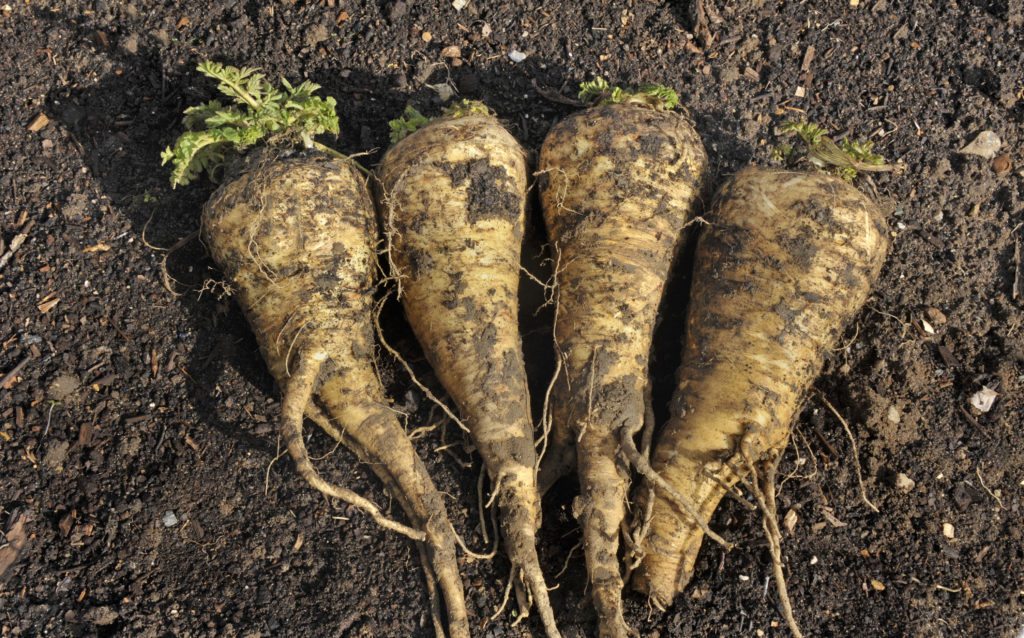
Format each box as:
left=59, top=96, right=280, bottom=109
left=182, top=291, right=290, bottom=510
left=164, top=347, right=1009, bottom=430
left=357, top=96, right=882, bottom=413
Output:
left=279, top=351, right=425, bottom=542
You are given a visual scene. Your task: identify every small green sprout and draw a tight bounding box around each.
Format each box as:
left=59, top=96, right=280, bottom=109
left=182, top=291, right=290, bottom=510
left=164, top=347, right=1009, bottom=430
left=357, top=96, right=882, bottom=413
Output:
left=160, top=62, right=340, bottom=188
left=778, top=120, right=895, bottom=179
left=388, top=106, right=432, bottom=143
left=578, top=77, right=679, bottom=110
left=387, top=100, right=494, bottom=144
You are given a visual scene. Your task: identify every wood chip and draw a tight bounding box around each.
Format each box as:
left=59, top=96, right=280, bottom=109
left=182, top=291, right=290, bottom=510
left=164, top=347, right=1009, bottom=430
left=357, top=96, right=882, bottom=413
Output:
left=821, top=507, right=847, bottom=528
left=83, top=243, right=111, bottom=253
left=37, top=298, right=60, bottom=314
left=28, top=113, right=49, bottom=132
left=0, top=512, right=31, bottom=581
left=801, top=45, right=816, bottom=72
left=993, top=153, right=1012, bottom=174
left=1013, top=238, right=1022, bottom=300
left=870, top=578, right=886, bottom=591
left=783, top=508, right=798, bottom=534
left=936, top=343, right=960, bottom=369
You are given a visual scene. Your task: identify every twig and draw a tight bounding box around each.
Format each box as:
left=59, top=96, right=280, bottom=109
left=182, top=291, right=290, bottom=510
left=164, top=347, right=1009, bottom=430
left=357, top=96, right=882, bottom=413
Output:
left=0, top=356, right=31, bottom=390
left=0, top=220, right=34, bottom=272
left=530, top=79, right=582, bottom=106
left=817, top=391, right=880, bottom=513
left=975, top=466, right=1005, bottom=510
left=1012, top=237, right=1021, bottom=301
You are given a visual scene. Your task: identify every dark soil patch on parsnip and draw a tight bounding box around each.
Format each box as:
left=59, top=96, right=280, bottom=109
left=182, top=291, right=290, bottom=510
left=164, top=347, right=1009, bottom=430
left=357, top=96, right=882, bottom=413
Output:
left=1, top=1, right=1021, bottom=637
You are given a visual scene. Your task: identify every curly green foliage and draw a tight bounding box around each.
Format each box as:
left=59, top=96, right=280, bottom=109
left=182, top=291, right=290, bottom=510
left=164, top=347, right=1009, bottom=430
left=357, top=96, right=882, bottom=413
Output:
left=387, top=100, right=494, bottom=144
left=778, top=120, right=893, bottom=179
left=780, top=120, right=827, bottom=147
left=161, top=62, right=339, bottom=188
left=578, top=77, right=679, bottom=110
left=388, top=106, right=433, bottom=144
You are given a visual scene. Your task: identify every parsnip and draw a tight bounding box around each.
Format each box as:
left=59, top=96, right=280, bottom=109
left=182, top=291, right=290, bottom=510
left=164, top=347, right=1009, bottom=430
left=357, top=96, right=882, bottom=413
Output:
left=163, top=63, right=469, bottom=638
left=537, top=79, right=708, bottom=638
left=632, top=166, right=889, bottom=608
left=378, top=102, right=560, bottom=638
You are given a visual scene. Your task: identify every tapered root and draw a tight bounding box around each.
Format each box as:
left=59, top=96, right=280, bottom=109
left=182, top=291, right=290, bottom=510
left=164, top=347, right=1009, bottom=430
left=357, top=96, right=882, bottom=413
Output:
left=620, top=432, right=732, bottom=552
left=280, top=351, right=426, bottom=542
left=304, top=401, right=470, bottom=638
left=497, top=485, right=560, bottom=637
left=576, top=432, right=632, bottom=638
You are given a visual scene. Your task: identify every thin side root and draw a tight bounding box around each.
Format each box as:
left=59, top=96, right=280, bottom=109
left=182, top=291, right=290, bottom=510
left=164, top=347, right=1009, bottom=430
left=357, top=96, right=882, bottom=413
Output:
left=373, top=292, right=472, bottom=434
left=620, top=432, right=733, bottom=551
left=817, top=391, right=880, bottom=513
left=416, top=541, right=448, bottom=638
left=281, top=352, right=425, bottom=542
left=741, top=451, right=804, bottom=638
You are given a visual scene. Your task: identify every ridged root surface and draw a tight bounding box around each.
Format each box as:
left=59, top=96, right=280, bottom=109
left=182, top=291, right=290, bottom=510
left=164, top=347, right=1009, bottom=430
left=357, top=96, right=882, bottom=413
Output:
left=538, top=103, right=707, bottom=638
left=378, top=115, right=560, bottom=637
left=202, top=150, right=468, bottom=638
left=633, top=167, right=889, bottom=607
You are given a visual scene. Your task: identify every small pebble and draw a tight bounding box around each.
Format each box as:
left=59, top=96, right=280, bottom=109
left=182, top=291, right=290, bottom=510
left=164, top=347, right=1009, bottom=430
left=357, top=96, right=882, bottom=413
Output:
left=896, top=472, right=916, bottom=491
left=887, top=405, right=901, bottom=424
left=958, top=130, right=1001, bottom=159
left=162, top=511, right=179, bottom=527
left=993, top=153, right=1012, bottom=174
left=942, top=522, right=955, bottom=539
left=508, top=49, right=527, bottom=63
left=969, top=386, right=998, bottom=412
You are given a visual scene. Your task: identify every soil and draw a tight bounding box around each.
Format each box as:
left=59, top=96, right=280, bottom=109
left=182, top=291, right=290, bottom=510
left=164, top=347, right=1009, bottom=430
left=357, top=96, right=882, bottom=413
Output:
left=1, top=1, right=1022, bottom=637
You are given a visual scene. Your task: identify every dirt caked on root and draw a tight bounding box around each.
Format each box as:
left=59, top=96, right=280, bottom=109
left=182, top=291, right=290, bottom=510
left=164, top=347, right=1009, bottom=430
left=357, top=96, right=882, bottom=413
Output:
left=379, top=112, right=560, bottom=638
left=538, top=96, right=708, bottom=638
left=203, top=150, right=470, bottom=638
left=633, top=167, right=889, bottom=612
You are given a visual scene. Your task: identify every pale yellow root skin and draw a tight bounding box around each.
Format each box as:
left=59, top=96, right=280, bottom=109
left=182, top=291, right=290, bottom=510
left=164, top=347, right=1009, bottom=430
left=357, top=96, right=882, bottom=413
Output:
left=203, top=151, right=469, bottom=638
left=379, top=115, right=560, bottom=638
left=538, top=103, right=707, bottom=638
left=633, top=166, right=889, bottom=607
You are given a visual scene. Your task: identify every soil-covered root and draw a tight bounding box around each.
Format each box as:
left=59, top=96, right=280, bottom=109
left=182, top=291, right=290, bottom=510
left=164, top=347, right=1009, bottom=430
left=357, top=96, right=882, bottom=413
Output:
left=632, top=166, right=889, bottom=608
left=378, top=112, right=559, bottom=638
left=538, top=99, right=708, bottom=638
left=202, top=151, right=469, bottom=638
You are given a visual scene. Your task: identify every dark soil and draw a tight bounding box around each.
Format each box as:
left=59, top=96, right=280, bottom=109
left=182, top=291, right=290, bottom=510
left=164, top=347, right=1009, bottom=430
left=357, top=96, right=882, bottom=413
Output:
left=1, top=1, right=1022, bottom=637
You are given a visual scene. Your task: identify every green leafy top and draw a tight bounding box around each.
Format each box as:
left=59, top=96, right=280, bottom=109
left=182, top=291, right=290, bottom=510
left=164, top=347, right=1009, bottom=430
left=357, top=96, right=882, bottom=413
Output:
left=160, top=62, right=340, bottom=188
left=776, top=120, right=895, bottom=180
left=387, top=106, right=432, bottom=144
left=578, top=77, right=679, bottom=110
left=387, top=100, right=494, bottom=144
